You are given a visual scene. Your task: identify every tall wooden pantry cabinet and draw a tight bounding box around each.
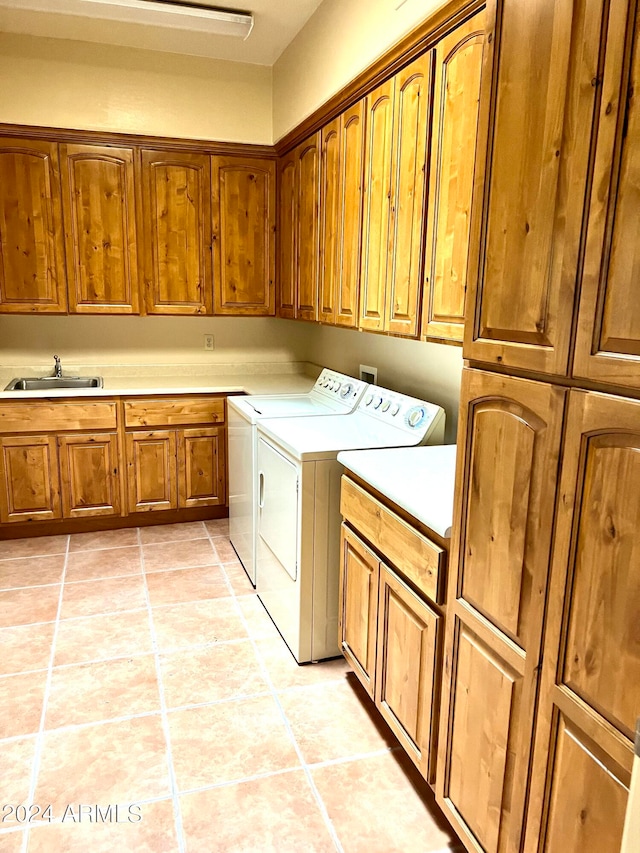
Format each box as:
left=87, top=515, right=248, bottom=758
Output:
left=437, top=1, right=640, bottom=852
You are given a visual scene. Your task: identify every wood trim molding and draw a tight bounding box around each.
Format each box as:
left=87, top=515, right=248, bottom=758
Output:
left=0, top=122, right=276, bottom=159
left=275, top=0, right=485, bottom=154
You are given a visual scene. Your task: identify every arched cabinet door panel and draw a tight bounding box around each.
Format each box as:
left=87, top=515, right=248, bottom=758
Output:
left=437, top=368, right=565, bottom=853
left=573, top=0, right=640, bottom=389
left=140, top=149, right=212, bottom=315
left=524, top=389, right=639, bottom=853
left=423, top=11, right=485, bottom=343
left=60, top=143, right=139, bottom=314
left=0, top=138, right=67, bottom=313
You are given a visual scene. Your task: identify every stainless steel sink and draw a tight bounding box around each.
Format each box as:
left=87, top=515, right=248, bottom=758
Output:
left=4, top=376, right=103, bottom=391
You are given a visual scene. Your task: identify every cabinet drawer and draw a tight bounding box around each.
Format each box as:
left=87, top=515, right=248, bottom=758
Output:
left=124, top=397, right=225, bottom=427
left=340, top=476, right=442, bottom=603
left=0, top=401, right=117, bottom=433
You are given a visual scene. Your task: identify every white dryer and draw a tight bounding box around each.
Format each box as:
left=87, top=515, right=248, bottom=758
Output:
left=255, top=386, right=445, bottom=663
left=227, top=370, right=368, bottom=584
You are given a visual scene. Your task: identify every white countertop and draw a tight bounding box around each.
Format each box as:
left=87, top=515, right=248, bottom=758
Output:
left=337, top=444, right=457, bottom=538
left=0, top=364, right=317, bottom=400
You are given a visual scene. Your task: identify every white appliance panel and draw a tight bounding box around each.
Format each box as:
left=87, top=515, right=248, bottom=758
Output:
left=257, top=437, right=298, bottom=582
left=227, top=403, right=254, bottom=580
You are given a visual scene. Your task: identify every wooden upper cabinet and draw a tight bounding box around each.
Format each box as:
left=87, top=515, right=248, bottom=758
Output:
left=0, top=138, right=67, bottom=313
left=464, top=0, right=603, bottom=374
left=211, top=156, right=276, bottom=316
left=423, top=11, right=485, bottom=343
left=296, top=134, right=321, bottom=322
left=574, top=0, right=640, bottom=390
left=524, top=390, right=639, bottom=852
left=319, top=101, right=365, bottom=327
left=360, top=78, right=395, bottom=332
left=60, top=144, right=139, bottom=314
left=386, top=53, right=432, bottom=338
left=277, top=153, right=297, bottom=319
left=437, top=368, right=566, bottom=853
left=319, top=117, right=341, bottom=324
left=140, top=149, right=211, bottom=315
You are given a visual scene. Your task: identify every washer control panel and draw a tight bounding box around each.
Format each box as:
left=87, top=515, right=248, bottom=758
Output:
left=312, top=370, right=368, bottom=409
left=356, top=384, right=445, bottom=442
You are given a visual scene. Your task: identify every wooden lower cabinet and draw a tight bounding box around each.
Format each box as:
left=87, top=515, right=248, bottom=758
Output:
left=522, top=390, right=639, bottom=853
left=436, top=368, right=566, bottom=853
left=58, top=433, right=120, bottom=518
left=126, top=425, right=226, bottom=514
left=0, top=435, right=61, bottom=523
left=177, top=428, right=226, bottom=508
left=339, top=525, right=379, bottom=698
left=376, top=563, right=440, bottom=781
left=126, top=430, right=178, bottom=513
left=339, top=489, right=445, bottom=783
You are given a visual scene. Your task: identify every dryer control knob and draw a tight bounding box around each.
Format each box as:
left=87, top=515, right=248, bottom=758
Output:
left=373, top=396, right=383, bottom=409
left=381, top=400, right=391, bottom=412
left=365, top=394, right=373, bottom=406
left=340, top=383, right=354, bottom=399
left=406, top=406, right=427, bottom=428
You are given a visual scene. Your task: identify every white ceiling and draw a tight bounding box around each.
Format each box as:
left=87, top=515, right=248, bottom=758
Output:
left=0, top=0, right=325, bottom=65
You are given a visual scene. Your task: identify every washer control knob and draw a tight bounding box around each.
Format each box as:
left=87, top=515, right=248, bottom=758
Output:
left=373, top=396, right=383, bottom=409
left=364, top=394, right=373, bottom=406
left=406, top=406, right=427, bottom=428
left=391, top=403, right=401, bottom=416
left=340, top=382, right=354, bottom=399
left=381, top=400, right=391, bottom=412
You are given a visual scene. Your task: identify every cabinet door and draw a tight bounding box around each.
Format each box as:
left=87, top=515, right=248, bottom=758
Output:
left=336, top=101, right=365, bottom=328
left=319, top=103, right=365, bottom=328
left=177, top=427, right=226, bottom=508
left=126, top=430, right=177, bottom=512
left=524, top=390, right=639, bottom=853
left=386, top=53, right=432, bottom=338
left=60, top=144, right=139, bottom=314
left=423, top=12, right=485, bottom=343
left=319, top=117, right=341, bottom=325
left=58, top=433, right=121, bottom=518
left=277, top=154, right=297, bottom=319
left=0, top=138, right=67, bottom=313
left=360, top=78, right=395, bottom=332
left=296, top=134, right=321, bottom=322
left=376, top=563, right=440, bottom=781
left=212, top=156, right=275, bottom=316
left=573, top=1, right=640, bottom=389
left=464, top=0, right=603, bottom=374
left=338, top=524, right=379, bottom=698
left=0, top=435, right=61, bottom=523
left=436, top=369, right=565, bottom=853
left=140, top=150, right=211, bottom=315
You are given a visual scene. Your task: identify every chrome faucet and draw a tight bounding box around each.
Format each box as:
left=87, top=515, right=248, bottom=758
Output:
left=53, top=355, right=62, bottom=378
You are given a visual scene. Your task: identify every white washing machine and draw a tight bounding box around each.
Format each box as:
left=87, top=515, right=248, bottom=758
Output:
left=227, top=370, right=368, bottom=584
left=255, top=386, right=446, bottom=663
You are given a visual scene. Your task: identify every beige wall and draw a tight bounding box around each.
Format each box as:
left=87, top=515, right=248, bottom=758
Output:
left=0, top=33, right=272, bottom=143
left=0, top=316, right=309, bottom=370
left=298, top=323, right=463, bottom=442
left=272, top=0, right=446, bottom=140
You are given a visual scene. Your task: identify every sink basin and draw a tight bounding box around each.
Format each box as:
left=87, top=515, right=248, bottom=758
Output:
left=4, top=377, right=103, bottom=391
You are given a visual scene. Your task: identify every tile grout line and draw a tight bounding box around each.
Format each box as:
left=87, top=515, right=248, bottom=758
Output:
left=21, top=533, right=71, bottom=853
left=137, top=526, right=186, bottom=853
left=215, top=538, right=346, bottom=853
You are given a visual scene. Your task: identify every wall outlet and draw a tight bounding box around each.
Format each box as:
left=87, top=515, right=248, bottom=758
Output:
left=204, top=334, right=215, bottom=351
left=359, top=364, right=378, bottom=384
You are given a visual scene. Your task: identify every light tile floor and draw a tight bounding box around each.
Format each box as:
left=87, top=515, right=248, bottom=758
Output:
left=0, top=520, right=462, bottom=853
